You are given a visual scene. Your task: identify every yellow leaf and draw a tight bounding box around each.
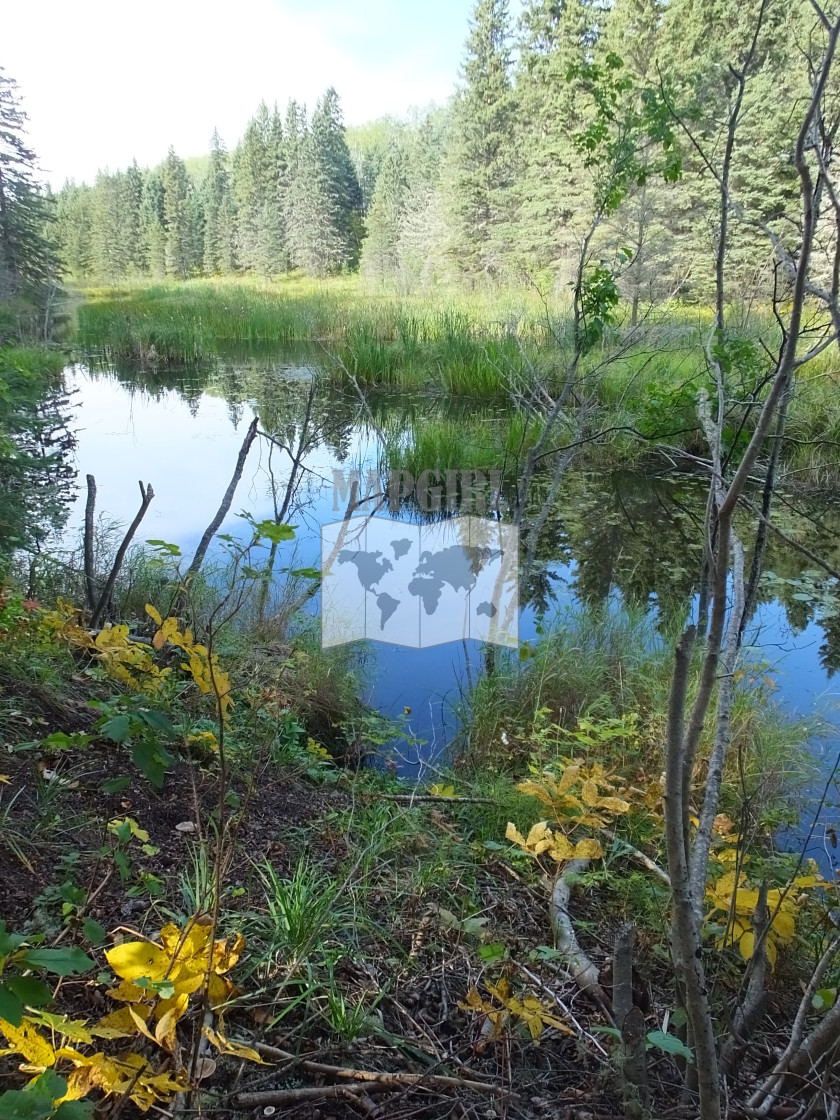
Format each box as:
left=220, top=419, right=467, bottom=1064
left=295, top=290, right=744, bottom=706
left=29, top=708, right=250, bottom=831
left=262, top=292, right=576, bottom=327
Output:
left=154, top=994, right=188, bottom=1052
left=546, top=834, right=574, bottom=861
left=0, top=775, right=10, bottom=784
left=92, top=1005, right=149, bottom=1039
left=771, top=911, right=795, bottom=943
left=580, top=779, right=600, bottom=807
left=506, top=822, right=527, bottom=848
left=128, top=1007, right=158, bottom=1044
left=145, top=604, right=162, bottom=626
left=573, top=837, right=603, bottom=859
left=739, top=930, right=755, bottom=961
left=202, top=1025, right=266, bottom=1063
left=0, top=1017, right=56, bottom=1067
left=106, top=940, right=170, bottom=982
left=557, top=764, right=581, bottom=794
left=766, top=938, right=777, bottom=969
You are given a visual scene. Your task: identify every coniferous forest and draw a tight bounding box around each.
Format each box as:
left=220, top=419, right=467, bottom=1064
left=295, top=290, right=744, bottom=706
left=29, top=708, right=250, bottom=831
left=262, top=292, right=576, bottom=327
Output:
left=47, top=0, right=816, bottom=302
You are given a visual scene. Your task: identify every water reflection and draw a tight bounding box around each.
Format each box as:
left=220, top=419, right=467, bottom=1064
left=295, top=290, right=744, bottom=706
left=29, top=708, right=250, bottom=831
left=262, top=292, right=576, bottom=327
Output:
left=63, top=358, right=840, bottom=821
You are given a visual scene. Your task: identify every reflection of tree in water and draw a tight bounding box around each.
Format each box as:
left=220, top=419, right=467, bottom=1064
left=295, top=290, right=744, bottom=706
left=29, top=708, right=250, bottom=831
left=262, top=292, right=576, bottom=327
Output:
left=541, top=471, right=705, bottom=618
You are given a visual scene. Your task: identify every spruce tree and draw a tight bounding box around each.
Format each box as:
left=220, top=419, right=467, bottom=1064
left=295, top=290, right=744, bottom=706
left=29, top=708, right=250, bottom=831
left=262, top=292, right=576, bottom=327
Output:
left=287, top=90, right=363, bottom=275
left=142, top=170, right=167, bottom=278
left=161, top=147, right=197, bottom=278
left=361, top=143, right=408, bottom=284
left=0, top=67, right=58, bottom=326
left=203, top=129, right=236, bottom=274
left=445, top=0, right=515, bottom=280
left=512, top=0, right=601, bottom=281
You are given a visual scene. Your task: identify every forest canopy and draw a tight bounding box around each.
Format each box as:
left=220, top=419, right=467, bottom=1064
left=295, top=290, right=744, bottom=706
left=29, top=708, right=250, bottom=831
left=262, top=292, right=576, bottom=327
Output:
left=50, top=0, right=823, bottom=302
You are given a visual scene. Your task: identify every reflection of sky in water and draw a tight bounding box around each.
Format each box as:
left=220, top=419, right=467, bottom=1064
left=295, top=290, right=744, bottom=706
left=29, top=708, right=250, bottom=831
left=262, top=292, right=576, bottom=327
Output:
left=64, top=366, right=840, bottom=863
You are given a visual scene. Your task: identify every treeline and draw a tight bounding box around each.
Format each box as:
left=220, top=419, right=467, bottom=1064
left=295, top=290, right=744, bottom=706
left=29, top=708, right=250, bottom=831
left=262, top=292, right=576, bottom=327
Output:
left=56, top=90, right=363, bottom=282
left=52, top=0, right=824, bottom=300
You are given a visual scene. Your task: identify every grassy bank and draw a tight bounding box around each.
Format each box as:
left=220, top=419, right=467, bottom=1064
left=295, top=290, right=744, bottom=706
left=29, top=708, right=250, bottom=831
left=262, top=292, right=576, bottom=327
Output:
left=71, top=277, right=840, bottom=489
left=0, top=553, right=826, bottom=1118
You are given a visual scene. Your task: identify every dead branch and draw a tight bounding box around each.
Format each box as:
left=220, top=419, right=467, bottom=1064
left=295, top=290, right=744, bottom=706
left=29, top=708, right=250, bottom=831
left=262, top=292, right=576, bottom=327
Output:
left=550, top=857, right=611, bottom=1012
left=179, top=415, right=259, bottom=596
left=89, top=481, right=154, bottom=629
left=236, top=1042, right=518, bottom=1103
left=83, top=473, right=97, bottom=611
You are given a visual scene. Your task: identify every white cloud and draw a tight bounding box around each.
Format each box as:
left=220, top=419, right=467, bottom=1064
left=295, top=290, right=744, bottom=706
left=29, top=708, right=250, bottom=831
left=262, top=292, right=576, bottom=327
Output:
left=6, top=0, right=464, bottom=186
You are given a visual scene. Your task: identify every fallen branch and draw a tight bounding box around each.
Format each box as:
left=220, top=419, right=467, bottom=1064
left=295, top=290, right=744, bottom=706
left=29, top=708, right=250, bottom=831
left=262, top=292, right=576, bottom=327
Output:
left=235, top=1042, right=518, bottom=1103
left=379, top=793, right=496, bottom=805
left=748, top=935, right=840, bottom=1114
left=89, top=481, right=155, bottom=629
left=550, top=858, right=611, bottom=1013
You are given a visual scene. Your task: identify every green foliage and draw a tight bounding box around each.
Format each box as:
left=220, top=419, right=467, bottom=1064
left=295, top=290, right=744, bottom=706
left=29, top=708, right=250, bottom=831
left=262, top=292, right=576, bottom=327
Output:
left=0, top=346, right=74, bottom=559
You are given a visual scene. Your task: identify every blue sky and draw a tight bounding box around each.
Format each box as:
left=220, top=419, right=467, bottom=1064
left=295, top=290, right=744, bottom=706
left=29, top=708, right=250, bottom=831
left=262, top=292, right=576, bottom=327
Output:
left=5, top=0, right=509, bottom=186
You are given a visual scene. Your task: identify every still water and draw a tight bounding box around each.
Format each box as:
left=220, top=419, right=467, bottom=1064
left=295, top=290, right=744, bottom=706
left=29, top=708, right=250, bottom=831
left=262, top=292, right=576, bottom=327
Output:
left=62, top=357, right=840, bottom=865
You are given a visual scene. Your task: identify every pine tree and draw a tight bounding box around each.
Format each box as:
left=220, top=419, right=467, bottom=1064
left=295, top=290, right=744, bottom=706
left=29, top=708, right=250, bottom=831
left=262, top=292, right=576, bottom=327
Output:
left=203, top=129, right=236, bottom=274
left=445, top=0, right=515, bottom=280
left=0, top=67, right=58, bottom=326
left=161, top=147, right=197, bottom=279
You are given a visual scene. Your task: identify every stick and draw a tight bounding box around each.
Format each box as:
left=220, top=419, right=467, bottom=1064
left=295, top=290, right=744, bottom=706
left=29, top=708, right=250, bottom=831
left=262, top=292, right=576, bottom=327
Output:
left=379, top=794, right=496, bottom=805
left=84, top=474, right=97, bottom=611
left=180, top=416, right=259, bottom=593
left=236, top=1043, right=518, bottom=1103
left=90, top=481, right=154, bottom=628
left=550, top=858, right=611, bottom=1013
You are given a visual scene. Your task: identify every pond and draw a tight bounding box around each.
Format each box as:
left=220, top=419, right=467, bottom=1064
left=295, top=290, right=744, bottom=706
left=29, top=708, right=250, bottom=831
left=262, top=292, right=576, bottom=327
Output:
left=61, top=354, right=840, bottom=866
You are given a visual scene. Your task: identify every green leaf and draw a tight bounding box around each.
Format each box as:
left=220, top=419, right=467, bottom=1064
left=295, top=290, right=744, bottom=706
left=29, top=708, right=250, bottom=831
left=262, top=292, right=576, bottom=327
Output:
left=137, top=709, right=175, bottom=735
left=81, top=918, right=106, bottom=947
left=477, top=942, right=507, bottom=962
left=812, top=987, right=837, bottom=1013
left=20, top=947, right=94, bottom=977
left=27, top=1072, right=66, bottom=1100
left=254, top=520, right=296, bottom=543
left=646, top=1030, right=693, bottom=1061
left=0, top=922, right=25, bottom=958
left=52, top=1103, right=93, bottom=1120
left=0, top=984, right=24, bottom=1027
left=6, top=977, right=53, bottom=1008
left=100, top=776, right=130, bottom=794
left=99, top=713, right=132, bottom=743
left=0, top=1090, right=55, bottom=1120
left=134, top=976, right=175, bottom=999
left=131, top=739, right=173, bottom=788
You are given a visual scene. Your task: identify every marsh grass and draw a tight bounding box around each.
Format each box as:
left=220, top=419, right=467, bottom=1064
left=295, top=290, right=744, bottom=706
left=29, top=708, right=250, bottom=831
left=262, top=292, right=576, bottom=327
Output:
left=456, top=605, right=813, bottom=826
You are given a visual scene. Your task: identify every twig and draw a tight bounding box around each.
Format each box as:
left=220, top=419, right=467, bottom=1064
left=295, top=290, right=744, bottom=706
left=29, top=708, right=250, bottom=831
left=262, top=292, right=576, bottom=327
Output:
left=84, top=474, right=97, bottom=611
left=90, top=481, right=154, bottom=628
left=549, top=858, right=612, bottom=1014
left=238, top=1043, right=518, bottom=1102
left=179, top=416, right=259, bottom=596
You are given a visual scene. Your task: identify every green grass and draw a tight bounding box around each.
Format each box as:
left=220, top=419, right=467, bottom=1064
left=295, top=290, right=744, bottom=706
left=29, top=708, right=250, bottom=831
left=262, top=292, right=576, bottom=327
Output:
left=71, top=276, right=840, bottom=483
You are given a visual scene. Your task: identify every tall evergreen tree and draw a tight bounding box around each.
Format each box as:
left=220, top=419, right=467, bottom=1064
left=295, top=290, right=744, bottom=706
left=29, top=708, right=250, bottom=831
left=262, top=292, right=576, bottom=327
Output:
left=512, top=0, right=601, bottom=280
left=142, top=170, right=167, bottom=278
left=161, top=147, right=197, bottom=279
left=55, top=182, right=94, bottom=280
left=287, top=89, right=363, bottom=275
left=0, top=68, right=58, bottom=328
left=202, top=129, right=236, bottom=274
left=445, top=0, right=515, bottom=279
